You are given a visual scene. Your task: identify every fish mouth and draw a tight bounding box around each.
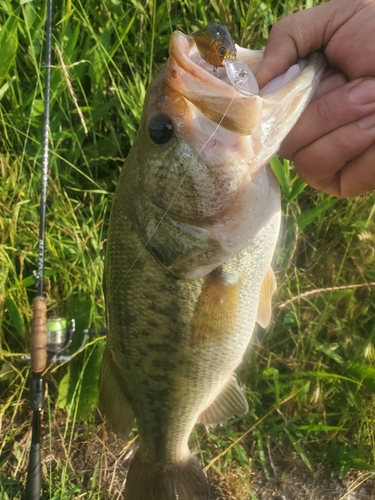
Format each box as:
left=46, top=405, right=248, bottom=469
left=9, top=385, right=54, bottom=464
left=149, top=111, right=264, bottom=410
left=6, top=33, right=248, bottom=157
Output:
left=167, top=30, right=326, bottom=139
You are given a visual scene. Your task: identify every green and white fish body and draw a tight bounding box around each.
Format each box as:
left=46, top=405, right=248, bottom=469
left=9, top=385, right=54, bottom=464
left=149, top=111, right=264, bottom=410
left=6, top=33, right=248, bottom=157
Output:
left=100, top=29, right=325, bottom=500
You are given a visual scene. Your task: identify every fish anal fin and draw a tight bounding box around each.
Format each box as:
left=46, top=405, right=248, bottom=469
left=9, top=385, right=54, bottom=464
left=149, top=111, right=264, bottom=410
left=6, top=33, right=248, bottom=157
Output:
left=197, top=375, right=248, bottom=426
left=124, top=451, right=209, bottom=500
left=191, top=269, right=239, bottom=347
left=99, top=347, right=134, bottom=438
left=256, top=266, right=277, bottom=329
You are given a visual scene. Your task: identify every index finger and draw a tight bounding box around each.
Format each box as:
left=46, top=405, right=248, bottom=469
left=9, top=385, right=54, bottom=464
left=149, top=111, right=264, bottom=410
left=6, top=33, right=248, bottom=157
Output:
left=255, top=0, right=354, bottom=89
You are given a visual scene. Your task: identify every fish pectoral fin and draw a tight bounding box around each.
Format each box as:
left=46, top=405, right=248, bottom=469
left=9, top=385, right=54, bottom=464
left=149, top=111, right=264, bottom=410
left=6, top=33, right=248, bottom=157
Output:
left=191, top=269, right=239, bottom=347
left=256, top=266, right=277, bottom=329
left=197, top=375, right=248, bottom=426
left=99, top=347, right=134, bottom=438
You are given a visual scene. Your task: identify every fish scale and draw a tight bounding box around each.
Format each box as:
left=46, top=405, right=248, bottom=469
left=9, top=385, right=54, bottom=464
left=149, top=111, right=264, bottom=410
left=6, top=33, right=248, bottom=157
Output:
left=99, top=26, right=325, bottom=500
left=107, top=196, right=278, bottom=461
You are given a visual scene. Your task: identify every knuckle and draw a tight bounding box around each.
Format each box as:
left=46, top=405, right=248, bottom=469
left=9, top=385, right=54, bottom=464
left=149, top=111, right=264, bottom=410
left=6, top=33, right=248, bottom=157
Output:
left=294, top=147, right=341, bottom=196
left=315, top=97, right=336, bottom=124
left=279, top=139, right=295, bottom=160
left=329, top=130, right=354, bottom=161
left=293, top=149, right=314, bottom=181
left=330, top=135, right=346, bottom=158
left=268, top=16, right=297, bottom=47
left=269, top=17, right=289, bottom=37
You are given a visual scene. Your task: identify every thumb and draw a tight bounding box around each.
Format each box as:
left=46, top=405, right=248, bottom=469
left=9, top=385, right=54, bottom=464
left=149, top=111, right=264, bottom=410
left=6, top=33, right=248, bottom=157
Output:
left=255, top=1, right=344, bottom=89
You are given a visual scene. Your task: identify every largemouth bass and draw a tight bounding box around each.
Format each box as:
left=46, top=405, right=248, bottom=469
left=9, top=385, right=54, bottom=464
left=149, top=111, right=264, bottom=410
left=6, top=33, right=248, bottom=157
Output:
left=99, top=25, right=325, bottom=500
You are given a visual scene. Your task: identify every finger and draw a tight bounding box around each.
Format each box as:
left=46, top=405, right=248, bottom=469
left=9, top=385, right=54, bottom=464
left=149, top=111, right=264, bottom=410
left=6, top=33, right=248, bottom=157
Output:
left=310, top=71, right=348, bottom=102
left=337, top=142, right=375, bottom=198
left=293, top=113, right=375, bottom=197
left=255, top=0, right=355, bottom=88
left=325, top=1, right=375, bottom=80
left=304, top=143, right=375, bottom=198
left=280, top=78, right=375, bottom=159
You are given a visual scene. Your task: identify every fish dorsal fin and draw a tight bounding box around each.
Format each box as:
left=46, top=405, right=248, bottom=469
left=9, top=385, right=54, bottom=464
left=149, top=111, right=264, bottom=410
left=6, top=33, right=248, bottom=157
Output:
left=256, top=266, right=277, bottom=329
left=190, top=269, right=239, bottom=347
left=197, top=375, right=248, bottom=426
left=99, top=347, right=134, bottom=438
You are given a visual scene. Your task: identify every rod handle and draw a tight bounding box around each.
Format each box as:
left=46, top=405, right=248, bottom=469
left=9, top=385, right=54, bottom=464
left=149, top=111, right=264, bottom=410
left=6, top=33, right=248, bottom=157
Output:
left=24, top=441, right=42, bottom=500
left=31, top=297, right=47, bottom=374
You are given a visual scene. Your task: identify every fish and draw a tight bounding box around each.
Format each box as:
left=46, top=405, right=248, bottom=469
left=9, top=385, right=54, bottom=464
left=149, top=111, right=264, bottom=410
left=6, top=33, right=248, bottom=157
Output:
left=99, top=24, right=325, bottom=500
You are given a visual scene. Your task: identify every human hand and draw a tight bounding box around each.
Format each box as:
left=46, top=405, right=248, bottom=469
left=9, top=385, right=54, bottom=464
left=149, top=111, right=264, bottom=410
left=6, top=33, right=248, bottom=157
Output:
left=256, top=0, right=375, bottom=197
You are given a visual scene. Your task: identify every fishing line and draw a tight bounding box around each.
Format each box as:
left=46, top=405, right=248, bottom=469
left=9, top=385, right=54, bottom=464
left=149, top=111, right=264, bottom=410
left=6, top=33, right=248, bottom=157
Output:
left=107, top=84, right=240, bottom=306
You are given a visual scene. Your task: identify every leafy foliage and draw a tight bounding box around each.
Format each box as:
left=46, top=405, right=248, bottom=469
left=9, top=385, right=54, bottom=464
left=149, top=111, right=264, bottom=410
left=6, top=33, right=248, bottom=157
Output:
left=1, top=0, right=375, bottom=498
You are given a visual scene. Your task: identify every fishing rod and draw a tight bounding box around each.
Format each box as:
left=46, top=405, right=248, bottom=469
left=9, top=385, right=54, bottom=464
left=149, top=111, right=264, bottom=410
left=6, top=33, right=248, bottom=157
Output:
left=24, top=0, right=53, bottom=496
left=23, top=2, right=107, bottom=496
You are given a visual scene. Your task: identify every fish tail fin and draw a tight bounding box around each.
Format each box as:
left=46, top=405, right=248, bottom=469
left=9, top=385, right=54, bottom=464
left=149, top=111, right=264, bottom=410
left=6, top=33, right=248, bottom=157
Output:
left=125, top=450, right=210, bottom=500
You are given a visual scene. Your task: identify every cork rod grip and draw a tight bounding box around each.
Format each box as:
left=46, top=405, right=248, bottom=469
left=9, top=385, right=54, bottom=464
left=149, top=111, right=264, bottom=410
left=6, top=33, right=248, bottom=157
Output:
left=31, top=297, right=47, bottom=374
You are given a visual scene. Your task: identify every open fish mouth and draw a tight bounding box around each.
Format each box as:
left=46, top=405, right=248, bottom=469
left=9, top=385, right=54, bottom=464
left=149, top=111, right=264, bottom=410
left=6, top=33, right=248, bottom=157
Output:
left=167, top=30, right=325, bottom=142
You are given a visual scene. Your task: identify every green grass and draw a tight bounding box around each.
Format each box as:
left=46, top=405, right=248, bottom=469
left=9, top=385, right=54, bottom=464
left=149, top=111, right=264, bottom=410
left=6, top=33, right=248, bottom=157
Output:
left=1, top=0, right=375, bottom=498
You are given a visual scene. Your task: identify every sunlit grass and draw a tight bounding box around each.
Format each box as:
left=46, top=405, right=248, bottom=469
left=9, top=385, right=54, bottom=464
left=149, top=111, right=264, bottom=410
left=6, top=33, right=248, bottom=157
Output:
left=1, top=0, right=375, bottom=498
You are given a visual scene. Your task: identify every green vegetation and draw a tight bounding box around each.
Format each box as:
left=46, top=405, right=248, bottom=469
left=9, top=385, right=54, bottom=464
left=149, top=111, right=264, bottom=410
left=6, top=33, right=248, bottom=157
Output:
left=1, top=0, right=375, bottom=498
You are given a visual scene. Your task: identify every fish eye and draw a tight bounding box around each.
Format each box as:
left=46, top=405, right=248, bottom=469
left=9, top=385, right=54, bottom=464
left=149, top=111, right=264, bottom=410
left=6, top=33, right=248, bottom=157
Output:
left=218, top=46, right=226, bottom=58
left=148, top=114, right=174, bottom=145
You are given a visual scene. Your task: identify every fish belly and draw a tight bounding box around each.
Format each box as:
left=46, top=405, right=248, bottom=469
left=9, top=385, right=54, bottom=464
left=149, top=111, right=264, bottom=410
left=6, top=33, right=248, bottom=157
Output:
left=105, top=166, right=281, bottom=463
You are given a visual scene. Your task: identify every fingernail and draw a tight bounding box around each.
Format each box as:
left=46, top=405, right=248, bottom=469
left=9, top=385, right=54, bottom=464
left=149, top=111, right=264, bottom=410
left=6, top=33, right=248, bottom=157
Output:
left=358, top=112, right=375, bottom=130
left=349, top=80, right=375, bottom=106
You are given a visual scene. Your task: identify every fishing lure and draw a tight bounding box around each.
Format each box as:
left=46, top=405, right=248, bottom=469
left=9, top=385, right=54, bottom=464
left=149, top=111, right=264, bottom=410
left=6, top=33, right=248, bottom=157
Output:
left=192, top=23, right=236, bottom=67
left=192, top=23, right=259, bottom=95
